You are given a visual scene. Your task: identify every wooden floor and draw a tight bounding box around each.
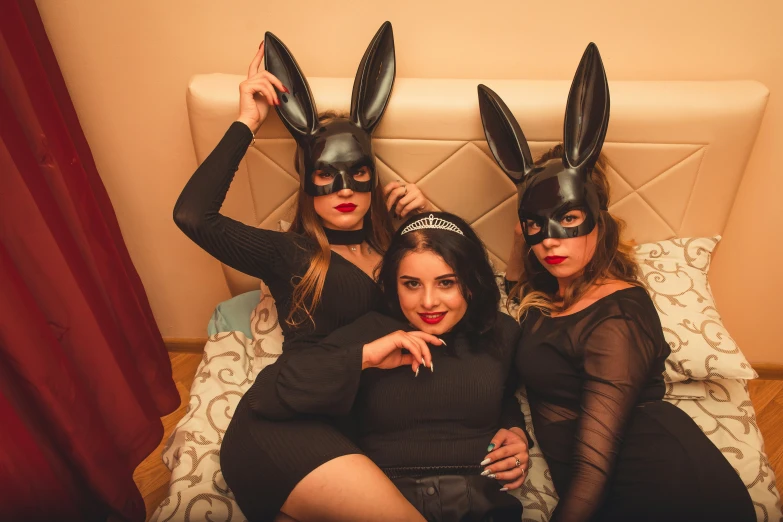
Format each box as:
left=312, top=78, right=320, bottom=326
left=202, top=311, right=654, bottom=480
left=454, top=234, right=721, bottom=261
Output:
left=133, top=352, right=203, bottom=522
left=134, top=353, right=783, bottom=521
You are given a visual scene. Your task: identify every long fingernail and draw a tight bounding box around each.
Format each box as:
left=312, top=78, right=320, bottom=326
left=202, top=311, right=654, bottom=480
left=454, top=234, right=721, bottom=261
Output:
left=487, top=443, right=495, bottom=451
left=499, top=487, right=508, bottom=492
left=439, top=338, right=447, bottom=346
left=480, top=469, right=491, bottom=476
left=487, top=474, right=496, bottom=479
left=283, top=86, right=289, bottom=93
left=429, top=360, right=434, bottom=373
left=415, top=367, right=419, bottom=377
left=480, top=458, right=491, bottom=466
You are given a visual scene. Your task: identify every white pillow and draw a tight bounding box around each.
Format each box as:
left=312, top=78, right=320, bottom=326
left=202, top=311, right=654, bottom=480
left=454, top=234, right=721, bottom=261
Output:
left=635, top=237, right=757, bottom=382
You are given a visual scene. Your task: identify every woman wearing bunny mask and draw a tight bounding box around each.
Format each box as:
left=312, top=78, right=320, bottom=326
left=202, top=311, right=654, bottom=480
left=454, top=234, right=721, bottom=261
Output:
left=479, top=44, right=755, bottom=522
left=175, top=22, right=434, bottom=521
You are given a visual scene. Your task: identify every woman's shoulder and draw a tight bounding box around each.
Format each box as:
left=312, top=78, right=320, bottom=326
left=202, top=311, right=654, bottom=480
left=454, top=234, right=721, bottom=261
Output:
left=325, top=311, right=406, bottom=343
left=489, top=311, right=522, bottom=356
left=587, top=285, right=656, bottom=319
left=495, top=310, right=522, bottom=333
left=578, top=285, right=665, bottom=347
left=358, top=311, right=407, bottom=329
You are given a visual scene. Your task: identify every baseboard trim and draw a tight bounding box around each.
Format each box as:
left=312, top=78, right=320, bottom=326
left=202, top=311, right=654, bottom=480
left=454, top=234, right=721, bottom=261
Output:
left=753, top=364, right=783, bottom=380
left=164, top=338, right=207, bottom=353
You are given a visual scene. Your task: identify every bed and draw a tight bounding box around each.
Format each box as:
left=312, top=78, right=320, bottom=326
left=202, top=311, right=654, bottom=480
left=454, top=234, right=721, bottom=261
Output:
left=151, top=75, right=781, bottom=521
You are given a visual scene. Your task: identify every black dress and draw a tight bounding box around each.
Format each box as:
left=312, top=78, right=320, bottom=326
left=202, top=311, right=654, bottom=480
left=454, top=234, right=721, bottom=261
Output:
left=516, top=286, right=755, bottom=522
left=173, top=122, right=383, bottom=520
left=251, top=311, right=527, bottom=521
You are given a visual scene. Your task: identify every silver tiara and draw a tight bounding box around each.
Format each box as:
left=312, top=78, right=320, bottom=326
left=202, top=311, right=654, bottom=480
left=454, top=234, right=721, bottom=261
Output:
left=400, top=214, right=464, bottom=236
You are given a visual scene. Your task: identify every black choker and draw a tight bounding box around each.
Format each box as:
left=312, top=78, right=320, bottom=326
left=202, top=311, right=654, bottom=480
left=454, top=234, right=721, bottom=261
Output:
left=323, top=227, right=366, bottom=246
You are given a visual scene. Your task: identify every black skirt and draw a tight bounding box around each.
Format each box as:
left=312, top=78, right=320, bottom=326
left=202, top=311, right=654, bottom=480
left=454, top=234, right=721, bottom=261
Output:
left=392, top=473, right=522, bottom=522
left=220, top=395, right=362, bottom=521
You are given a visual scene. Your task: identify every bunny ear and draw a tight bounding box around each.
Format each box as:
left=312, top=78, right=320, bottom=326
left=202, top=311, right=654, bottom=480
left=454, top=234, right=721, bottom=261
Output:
left=350, top=21, right=395, bottom=134
left=477, top=84, right=534, bottom=184
left=264, top=31, right=319, bottom=139
left=563, top=43, right=610, bottom=171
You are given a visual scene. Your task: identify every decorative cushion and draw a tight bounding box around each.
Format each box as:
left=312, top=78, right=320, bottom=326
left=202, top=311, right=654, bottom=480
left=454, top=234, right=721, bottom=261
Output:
left=207, top=290, right=261, bottom=339
left=249, top=281, right=284, bottom=374
left=635, top=237, right=757, bottom=382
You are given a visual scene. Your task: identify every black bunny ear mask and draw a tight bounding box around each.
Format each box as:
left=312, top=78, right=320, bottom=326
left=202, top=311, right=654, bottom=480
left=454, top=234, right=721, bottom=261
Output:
left=264, top=22, right=396, bottom=197
left=478, top=43, right=609, bottom=245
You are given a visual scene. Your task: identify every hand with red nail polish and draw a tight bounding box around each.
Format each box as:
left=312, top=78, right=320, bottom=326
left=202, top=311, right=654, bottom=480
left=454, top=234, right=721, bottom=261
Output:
left=237, top=40, right=288, bottom=134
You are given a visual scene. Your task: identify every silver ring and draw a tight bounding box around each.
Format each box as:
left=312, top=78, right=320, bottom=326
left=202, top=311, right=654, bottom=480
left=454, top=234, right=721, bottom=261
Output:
left=514, top=457, right=521, bottom=468
left=402, top=184, right=408, bottom=196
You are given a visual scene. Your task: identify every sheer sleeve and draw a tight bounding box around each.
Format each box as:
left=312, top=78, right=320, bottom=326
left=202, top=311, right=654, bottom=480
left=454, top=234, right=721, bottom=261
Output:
left=550, top=313, right=657, bottom=522
left=173, top=122, right=306, bottom=282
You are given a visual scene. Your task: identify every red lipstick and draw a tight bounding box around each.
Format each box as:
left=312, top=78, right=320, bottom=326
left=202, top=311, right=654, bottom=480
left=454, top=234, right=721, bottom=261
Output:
left=335, top=203, right=357, bottom=213
left=545, top=256, right=567, bottom=265
left=418, top=312, right=446, bottom=325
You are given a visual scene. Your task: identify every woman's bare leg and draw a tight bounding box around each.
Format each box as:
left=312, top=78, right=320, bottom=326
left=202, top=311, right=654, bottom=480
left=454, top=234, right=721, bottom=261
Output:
left=280, top=454, right=424, bottom=522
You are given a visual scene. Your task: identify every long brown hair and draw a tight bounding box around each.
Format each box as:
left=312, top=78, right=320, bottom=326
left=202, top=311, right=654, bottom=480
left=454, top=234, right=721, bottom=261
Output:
left=286, top=111, right=395, bottom=326
left=509, top=144, right=641, bottom=320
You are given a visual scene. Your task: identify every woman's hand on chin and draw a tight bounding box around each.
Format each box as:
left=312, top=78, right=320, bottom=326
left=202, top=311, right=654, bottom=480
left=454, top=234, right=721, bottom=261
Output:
left=383, top=181, right=432, bottom=219
left=481, top=427, right=530, bottom=491
left=361, top=330, right=444, bottom=374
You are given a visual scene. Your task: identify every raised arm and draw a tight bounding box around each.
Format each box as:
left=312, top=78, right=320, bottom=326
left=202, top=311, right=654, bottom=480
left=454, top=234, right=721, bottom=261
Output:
left=173, top=44, right=304, bottom=282
left=173, top=121, right=304, bottom=281
left=551, top=313, right=657, bottom=522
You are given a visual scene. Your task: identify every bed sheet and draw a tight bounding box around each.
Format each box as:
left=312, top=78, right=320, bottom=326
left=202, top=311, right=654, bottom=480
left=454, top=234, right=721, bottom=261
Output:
left=151, top=291, right=782, bottom=522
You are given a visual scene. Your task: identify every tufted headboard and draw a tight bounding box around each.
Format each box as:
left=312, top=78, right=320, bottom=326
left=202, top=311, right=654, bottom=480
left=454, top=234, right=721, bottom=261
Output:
left=186, top=75, right=768, bottom=296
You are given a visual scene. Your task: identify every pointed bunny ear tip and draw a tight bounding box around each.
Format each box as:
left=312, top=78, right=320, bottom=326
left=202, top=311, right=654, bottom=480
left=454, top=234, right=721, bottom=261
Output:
left=582, top=42, right=605, bottom=64
left=375, top=21, right=395, bottom=46
left=477, top=84, right=497, bottom=104
left=264, top=31, right=280, bottom=44
left=476, top=83, right=534, bottom=184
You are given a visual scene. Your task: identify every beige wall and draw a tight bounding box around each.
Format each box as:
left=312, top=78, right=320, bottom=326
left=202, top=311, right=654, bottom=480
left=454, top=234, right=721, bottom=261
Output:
left=36, top=0, right=782, bottom=363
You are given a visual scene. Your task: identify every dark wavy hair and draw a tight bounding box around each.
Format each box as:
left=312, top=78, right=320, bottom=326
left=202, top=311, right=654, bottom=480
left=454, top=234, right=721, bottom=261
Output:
left=376, top=212, right=500, bottom=346
left=509, top=144, right=642, bottom=319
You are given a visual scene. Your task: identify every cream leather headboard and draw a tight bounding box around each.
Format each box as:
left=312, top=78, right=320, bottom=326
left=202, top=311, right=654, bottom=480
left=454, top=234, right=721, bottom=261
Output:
left=187, top=75, right=768, bottom=296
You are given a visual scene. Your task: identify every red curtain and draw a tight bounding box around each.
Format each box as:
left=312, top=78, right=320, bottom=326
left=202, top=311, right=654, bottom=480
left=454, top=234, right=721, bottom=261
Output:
left=0, top=2, right=180, bottom=520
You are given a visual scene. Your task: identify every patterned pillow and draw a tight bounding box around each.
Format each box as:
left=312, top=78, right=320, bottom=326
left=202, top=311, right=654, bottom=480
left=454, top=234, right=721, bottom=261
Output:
left=249, top=281, right=284, bottom=374
left=635, top=237, right=757, bottom=383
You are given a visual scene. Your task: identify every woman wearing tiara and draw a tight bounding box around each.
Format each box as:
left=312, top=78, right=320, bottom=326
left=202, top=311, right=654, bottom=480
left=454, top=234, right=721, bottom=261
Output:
left=251, top=212, right=531, bottom=521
